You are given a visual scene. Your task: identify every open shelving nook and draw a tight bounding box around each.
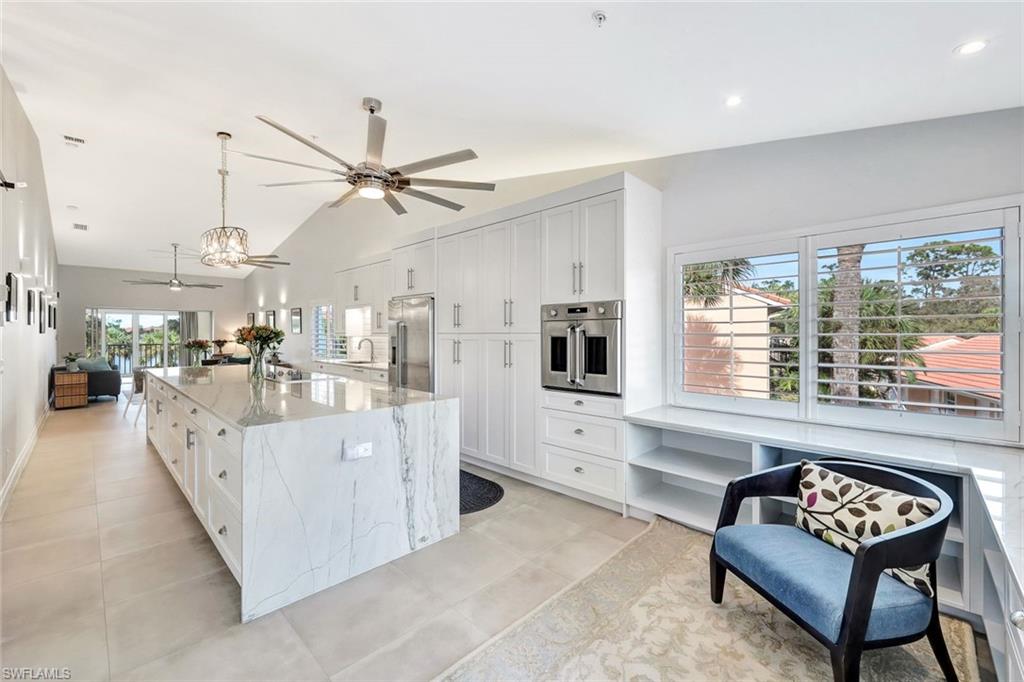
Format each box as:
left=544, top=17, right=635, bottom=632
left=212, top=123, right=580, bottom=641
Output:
left=624, top=422, right=972, bottom=612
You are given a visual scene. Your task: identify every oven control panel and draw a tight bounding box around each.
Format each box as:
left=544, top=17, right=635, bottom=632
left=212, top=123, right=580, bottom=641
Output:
left=542, top=300, right=622, bottom=321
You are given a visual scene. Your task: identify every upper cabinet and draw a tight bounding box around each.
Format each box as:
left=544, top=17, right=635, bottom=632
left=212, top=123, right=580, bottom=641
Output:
left=540, top=191, right=623, bottom=303
left=392, top=240, right=435, bottom=296
left=335, top=259, right=391, bottom=335
left=438, top=213, right=541, bottom=334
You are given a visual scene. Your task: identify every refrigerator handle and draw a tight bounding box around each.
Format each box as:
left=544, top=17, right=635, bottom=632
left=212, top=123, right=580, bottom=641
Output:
left=576, top=326, right=586, bottom=385
left=396, top=321, right=407, bottom=387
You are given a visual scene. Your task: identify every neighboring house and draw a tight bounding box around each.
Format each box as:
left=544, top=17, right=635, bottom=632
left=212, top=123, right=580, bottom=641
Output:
left=684, top=286, right=791, bottom=398
left=903, top=335, right=1002, bottom=417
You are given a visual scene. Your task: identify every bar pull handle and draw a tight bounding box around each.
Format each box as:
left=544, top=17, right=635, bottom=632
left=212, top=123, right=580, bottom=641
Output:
left=566, top=325, right=575, bottom=385
left=578, top=262, right=584, bottom=294
left=507, top=340, right=513, bottom=367
left=575, top=326, right=586, bottom=386
left=456, top=339, right=461, bottom=365
left=572, top=263, right=577, bottom=295
left=452, top=339, right=458, bottom=365
left=354, top=284, right=359, bottom=301
left=453, top=303, right=458, bottom=328
left=186, top=428, right=195, bottom=449
left=456, top=303, right=462, bottom=328
left=508, top=299, right=513, bottom=327
left=503, top=299, right=508, bottom=327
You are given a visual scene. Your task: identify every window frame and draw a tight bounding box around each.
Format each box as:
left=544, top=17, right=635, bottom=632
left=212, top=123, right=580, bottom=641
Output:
left=310, top=300, right=338, bottom=362
left=667, top=196, right=1023, bottom=446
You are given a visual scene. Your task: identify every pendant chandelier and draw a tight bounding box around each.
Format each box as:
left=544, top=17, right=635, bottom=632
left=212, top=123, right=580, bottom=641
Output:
left=199, top=132, right=289, bottom=270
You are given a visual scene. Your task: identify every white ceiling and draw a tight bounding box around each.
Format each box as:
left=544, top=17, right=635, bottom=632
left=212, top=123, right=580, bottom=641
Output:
left=3, top=2, right=1020, bottom=278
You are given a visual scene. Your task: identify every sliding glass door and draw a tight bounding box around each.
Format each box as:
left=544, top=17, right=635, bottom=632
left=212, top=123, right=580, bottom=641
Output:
left=101, top=311, right=181, bottom=375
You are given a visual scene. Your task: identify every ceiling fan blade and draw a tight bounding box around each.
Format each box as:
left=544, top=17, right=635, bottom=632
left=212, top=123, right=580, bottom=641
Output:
left=246, top=254, right=281, bottom=259
left=255, top=116, right=355, bottom=171
left=246, top=259, right=291, bottom=265
left=366, top=114, right=387, bottom=168
left=123, top=280, right=166, bottom=285
left=329, top=187, right=359, bottom=208
left=382, top=190, right=407, bottom=216
left=396, top=187, right=463, bottom=212
left=389, top=149, right=477, bottom=177
left=244, top=262, right=274, bottom=269
left=398, top=177, right=495, bottom=191
left=261, top=179, right=348, bottom=188
left=231, top=150, right=346, bottom=176
left=183, top=283, right=224, bottom=289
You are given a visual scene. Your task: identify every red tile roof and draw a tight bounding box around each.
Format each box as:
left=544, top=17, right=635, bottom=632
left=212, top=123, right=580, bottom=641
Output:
left=911, top=335, right=1001, bottom=399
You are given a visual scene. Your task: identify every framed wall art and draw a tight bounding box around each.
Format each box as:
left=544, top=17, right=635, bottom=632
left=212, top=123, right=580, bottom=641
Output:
left=290, top=307, right=302, bottom=334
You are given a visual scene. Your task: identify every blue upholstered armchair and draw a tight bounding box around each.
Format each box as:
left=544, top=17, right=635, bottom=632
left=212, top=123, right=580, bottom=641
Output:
left=710, top=460, right=956, bottom=682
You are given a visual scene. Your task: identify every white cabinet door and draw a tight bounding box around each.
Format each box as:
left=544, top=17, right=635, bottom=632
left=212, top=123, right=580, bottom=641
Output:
left=458, top=231, right=481, bottom=332
left=335, top=270, right=354, bottom=311
left=350, top=265, right=373, bottom=308
left=509, top=336, right=539, bottom=475
left=578, top=192, right=622, bottom=301
left=479, top=223, right=510, bottom=332
left=409, top=241, right=435, bottom=294
left=372, top=261, right=392, bottom=332
left=479, top=338, right=509, bottom=466
left=436, top=236, right=461, bottom=334
left=459, top=337, right=482, bottom=459
left=509, top=213, right=541, bottom=332
left=541, top=204, right=579, bottom=303
left=391, top=246, right=413, bottom=295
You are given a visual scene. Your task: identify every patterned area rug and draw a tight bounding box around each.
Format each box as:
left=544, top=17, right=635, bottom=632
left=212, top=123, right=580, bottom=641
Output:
left=460, top=470, right=505, bottom=515
left=440, top=517, right=980, bottom=682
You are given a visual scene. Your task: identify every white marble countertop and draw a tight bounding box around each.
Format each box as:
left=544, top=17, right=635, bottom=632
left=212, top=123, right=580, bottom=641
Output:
left=146, top=365, right=440, bottom=430
left=626, top=405, right=1024, bottom=599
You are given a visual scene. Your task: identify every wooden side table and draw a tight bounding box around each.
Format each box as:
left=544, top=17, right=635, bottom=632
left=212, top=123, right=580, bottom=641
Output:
left=53, top=370, right=89, bottom=409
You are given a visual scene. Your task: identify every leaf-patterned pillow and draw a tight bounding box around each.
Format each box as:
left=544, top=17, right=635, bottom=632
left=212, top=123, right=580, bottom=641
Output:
left=794, top=460, right=940, bottom=597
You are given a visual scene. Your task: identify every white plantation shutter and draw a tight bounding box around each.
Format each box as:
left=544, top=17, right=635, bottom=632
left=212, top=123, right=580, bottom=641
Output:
left=311, top=303, right=346, bottom=360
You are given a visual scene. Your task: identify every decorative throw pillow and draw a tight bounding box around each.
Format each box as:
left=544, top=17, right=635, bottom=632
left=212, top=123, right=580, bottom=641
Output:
left=77, top=357, right=112, bottom=372
left=795, top=460, right=940, bottom=597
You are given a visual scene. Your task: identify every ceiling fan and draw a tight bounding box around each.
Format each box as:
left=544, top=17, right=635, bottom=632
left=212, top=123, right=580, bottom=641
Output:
left=125, top=244, right=223, bottom=291
left=235, top=97, right=495, bottom=216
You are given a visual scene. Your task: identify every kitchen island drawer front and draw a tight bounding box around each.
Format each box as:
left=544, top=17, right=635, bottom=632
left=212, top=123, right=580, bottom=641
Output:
left=207, top=414, right=243, bottom=453
left=542, top=391, right=623, bottom=419
left=540, top=410, right=624, bottom=461
left=542, top=445, right=624, bottom=501
left=207, top=489, right=241, bottom=579
left=181, top=397, right=206, bottom=429
left=207, top=441, right=241, bottom=514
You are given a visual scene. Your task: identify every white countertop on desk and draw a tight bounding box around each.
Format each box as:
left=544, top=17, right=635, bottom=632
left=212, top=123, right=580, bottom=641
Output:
left=146, top=364, right=440, bottom=429
left=625, top=405, right=1024, bottom=599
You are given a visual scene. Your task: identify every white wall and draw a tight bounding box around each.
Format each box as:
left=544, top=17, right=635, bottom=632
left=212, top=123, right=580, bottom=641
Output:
left=57, top=264, right=246, bottom=358
left=244, top=107, right=1024, bottom=363
left=1, top=66, right=59, bottom=504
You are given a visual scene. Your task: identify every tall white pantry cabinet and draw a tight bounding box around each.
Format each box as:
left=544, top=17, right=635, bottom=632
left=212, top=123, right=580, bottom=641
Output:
left=436, top=173, right=663, bottom=500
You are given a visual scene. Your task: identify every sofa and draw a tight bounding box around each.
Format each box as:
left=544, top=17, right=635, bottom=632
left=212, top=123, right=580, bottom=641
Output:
left=50, top=359, right=122, bottom=401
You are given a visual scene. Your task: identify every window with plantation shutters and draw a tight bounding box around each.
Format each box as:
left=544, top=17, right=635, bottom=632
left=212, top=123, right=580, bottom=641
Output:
left=311, top=303, right=346, bottom=360
left=671, top=203, right=1021, bottom=443
left=813, top=214, right=1012, bottom=431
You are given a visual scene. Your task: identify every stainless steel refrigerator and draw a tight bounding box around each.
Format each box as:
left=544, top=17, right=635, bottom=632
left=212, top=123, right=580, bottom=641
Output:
left=388, top=296, right=434, bottom=392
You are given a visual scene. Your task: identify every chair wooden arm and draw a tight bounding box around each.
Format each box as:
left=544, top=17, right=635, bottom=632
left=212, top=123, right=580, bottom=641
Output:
left=715, top=463, right=802, bottom=530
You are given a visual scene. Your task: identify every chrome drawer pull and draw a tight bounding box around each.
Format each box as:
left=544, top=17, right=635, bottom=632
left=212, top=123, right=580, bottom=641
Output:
left=171, top=422, right=178, bottom=428
left=172, top=394, right=178, bottom=400
left=1011, top=611, right=1024, bottom=630
left=217, top=525, right=228, bottom=536
left=190, top=408, right=198, bottom=415
left=574, top=400, right=584, bottom=406
left=573, top=466, right=584, bottom=474
left=170, top=458, right=178, bottom=464
left=573, top=428, right=585, bottom=435
left=217, top=428, right=227, bottom=437
left=218, top=470, right=228, bottom=480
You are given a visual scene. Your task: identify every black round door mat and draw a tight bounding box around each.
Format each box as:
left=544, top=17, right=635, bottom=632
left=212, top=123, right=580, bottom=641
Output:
left=460, top=470, right=504, bottom=515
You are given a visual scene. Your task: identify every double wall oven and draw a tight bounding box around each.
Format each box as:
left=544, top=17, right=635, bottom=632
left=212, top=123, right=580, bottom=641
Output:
left=541, top=300, right=622, bottom=396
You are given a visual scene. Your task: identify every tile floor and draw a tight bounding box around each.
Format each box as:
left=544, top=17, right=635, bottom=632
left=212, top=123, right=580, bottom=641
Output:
left=1, top=400, right=646, bottom=681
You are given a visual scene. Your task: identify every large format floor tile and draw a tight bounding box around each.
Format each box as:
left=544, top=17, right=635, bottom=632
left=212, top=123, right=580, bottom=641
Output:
left=1, top=400, right=647, bottom=680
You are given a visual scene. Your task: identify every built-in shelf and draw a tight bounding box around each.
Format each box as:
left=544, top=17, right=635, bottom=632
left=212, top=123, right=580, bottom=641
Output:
left=631, top=482, right=751, bottom=533
left=629, top=446, right=749, bottom=488
left=937, top=553, right=964, bottom=608
left=986, top=548, right=1008, bottom=605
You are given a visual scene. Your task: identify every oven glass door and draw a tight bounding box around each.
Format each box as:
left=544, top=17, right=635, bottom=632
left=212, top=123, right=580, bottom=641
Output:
left=542, top=321, right=576, bottom=390
left=576, top=319, right=621, bottom=395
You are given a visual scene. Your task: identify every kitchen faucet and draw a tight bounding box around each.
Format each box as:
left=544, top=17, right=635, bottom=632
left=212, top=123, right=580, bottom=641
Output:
left=357, top=338, right=375, bottom=363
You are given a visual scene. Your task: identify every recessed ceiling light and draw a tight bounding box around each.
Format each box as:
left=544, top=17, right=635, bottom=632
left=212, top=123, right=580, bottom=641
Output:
left=725, top=95, right=743, bottom=108
left=954, top=40, right=988, bottom=55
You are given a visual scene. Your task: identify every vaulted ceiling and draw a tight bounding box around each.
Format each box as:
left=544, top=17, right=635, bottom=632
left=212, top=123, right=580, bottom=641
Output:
left=3, top=2, right=1020, bottom=277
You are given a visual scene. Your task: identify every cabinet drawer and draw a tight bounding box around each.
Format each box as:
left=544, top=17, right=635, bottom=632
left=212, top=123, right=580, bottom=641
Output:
left=207, top=488, right=241, bottom=578
left=207, top=441, right=241, bottom=514
left=541, top=391, right=623, bottom=419
left=167, top=432, right=186, bottom=485
left=207, top=414, right=242, bottom=453
left=539, top=410, right=624, bottom=461
left=181, top=397, right=205, bottom=429
left=166, top=410, right=186, bottom=448
left=541, top=444, right=624, bottom=502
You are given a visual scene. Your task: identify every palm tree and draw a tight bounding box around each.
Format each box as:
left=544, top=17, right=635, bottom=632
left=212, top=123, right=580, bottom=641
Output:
left=683, top=258, right=755, bottom=307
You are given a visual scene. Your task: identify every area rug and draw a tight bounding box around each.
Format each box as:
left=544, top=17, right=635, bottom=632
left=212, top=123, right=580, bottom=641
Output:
left=439, top=517, right=980, bottom=682
left=460, top=469, right=505, bottom=515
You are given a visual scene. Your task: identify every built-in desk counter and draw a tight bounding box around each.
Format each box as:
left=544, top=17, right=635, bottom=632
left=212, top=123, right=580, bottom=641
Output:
left=623, top=405, right=1024, bottom=681
left=145, top=365, right=459, bottom=622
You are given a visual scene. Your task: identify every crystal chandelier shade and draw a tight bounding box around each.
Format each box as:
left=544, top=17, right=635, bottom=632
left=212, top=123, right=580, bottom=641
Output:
left=200, top=226, right=249, bottom=267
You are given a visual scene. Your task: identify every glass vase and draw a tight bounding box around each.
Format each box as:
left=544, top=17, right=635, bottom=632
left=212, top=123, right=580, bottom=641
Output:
left=249, top=347, right=266, bottom=382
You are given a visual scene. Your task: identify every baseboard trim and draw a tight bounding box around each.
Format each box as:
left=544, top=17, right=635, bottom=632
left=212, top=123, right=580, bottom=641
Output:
left=0, top=405, right=50, bottom=518
left=460, top=455, right=625, bottom=514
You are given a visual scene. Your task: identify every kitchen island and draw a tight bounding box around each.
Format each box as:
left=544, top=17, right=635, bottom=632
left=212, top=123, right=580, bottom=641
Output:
left=144, top=365, right=459, bottom=622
